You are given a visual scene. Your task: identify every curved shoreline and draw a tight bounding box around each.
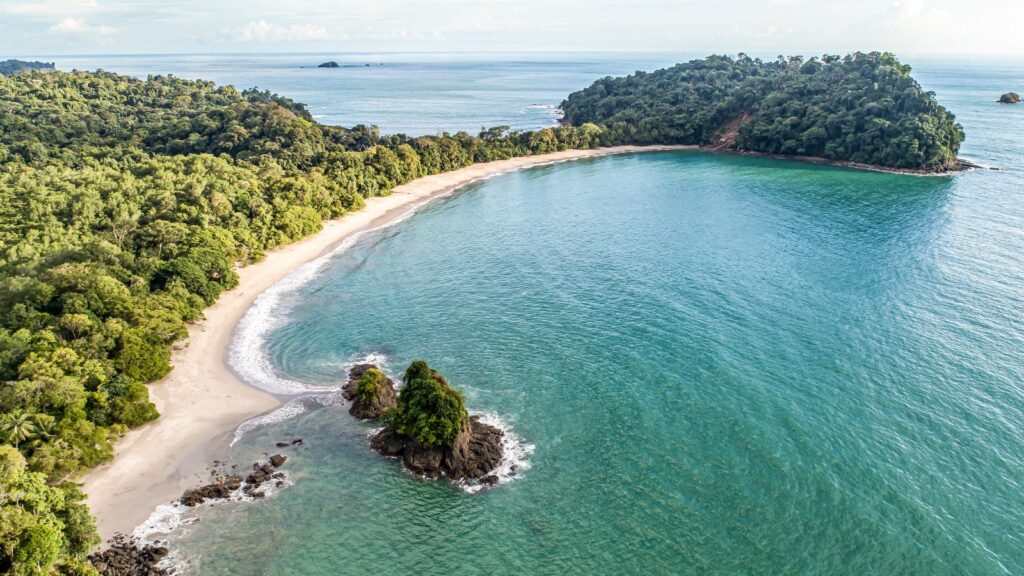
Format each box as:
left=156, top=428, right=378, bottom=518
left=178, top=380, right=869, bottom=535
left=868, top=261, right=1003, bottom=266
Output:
left=79, top=145, right=694, bottom=540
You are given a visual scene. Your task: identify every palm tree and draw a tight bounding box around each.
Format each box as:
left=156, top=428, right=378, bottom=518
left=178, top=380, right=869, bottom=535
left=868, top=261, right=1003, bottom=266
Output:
left=30, top=413, right=56, bottom=448
left=1, top=410, right=37, bottom=448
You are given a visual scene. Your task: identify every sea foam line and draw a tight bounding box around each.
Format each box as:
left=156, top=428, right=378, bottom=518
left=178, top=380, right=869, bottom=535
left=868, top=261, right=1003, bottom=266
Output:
left=132, top=473, right=295, bottom=573
left=229, top=150, right=619, bottom=396
left=227, top=185, right=462, bottom=397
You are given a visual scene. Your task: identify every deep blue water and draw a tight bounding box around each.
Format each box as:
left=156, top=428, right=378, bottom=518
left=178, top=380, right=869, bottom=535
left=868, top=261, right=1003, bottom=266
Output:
left=90, top=54, right=1023, bottom=574
left=44, top=52, right=689, bottom=135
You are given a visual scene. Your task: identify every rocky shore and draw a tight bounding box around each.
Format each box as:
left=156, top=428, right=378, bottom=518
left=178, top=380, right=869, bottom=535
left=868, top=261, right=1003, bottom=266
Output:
left=179, top=454, right=287, bottom=506
left=90, top=452, right=292, bottom=575
left=88, top=536, right=170, bottom=576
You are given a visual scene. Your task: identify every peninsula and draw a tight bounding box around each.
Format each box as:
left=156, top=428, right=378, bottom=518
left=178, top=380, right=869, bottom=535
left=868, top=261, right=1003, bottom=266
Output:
left=561, top=52, right=965, bottom=172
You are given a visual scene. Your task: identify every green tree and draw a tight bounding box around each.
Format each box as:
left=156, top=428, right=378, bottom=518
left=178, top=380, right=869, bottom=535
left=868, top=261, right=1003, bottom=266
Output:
left=0, top=410, right=36, bottom=449
left=390, top=361, right=468, bottom=446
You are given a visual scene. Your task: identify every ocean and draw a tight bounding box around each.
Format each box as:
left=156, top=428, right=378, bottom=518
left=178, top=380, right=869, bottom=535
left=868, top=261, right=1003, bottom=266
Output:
left=57, top=53, right=1022, bottom=574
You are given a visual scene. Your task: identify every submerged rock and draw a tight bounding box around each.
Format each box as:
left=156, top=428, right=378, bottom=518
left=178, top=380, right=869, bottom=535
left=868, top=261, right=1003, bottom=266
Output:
left=998, top=92, right=1021, bottom=104
left=89, top=534, right=169, bottom=576
left=341, top=364, right=398, bottom=420
left=370, top=415, right=504, bottom=483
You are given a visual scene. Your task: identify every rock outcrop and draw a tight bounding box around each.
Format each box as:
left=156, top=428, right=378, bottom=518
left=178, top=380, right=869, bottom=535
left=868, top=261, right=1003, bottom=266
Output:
left=179, top=474, right=242, bottom=506
left=318, top=61, right=340, bottom=68
left=370, top=415, right=503, bottom=484
left=89, top=535, right=169, bottom=576
left=998, top=92, right=1021, bottom=104
left=179, top=454, right=288, bottom=506
left=341, top=364, right=398, bottom=420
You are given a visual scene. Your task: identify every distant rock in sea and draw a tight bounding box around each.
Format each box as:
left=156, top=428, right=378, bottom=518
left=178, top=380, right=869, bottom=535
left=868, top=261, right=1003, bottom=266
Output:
left=998, top=92, right=1021, bottom=104
left=318, top=61, right=340, bottom=68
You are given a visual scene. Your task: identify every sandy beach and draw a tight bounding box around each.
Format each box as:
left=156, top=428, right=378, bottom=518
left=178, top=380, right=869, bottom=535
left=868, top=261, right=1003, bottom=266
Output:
left=79, top=145, right=692, bottom=540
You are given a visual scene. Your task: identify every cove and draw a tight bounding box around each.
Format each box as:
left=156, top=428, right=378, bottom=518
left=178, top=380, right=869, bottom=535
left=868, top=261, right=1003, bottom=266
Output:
left=174, top=152, right=1022, bottom=575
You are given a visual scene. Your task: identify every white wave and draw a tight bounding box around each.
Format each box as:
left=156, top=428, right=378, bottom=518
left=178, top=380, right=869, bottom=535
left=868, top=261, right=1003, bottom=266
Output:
left=231, top=392, right=342, bottom=446
left=230, top=152, right=603, bottom=398
left=228, top=195, right=444, bottom=396
left=131, top=470, right=294, bottom=573
left=229, top=246, right=347, bottom=395
left=230, top=351, right=393, bottom=445
left=132, top=502, right=189, bottom=541
left=460, top=411, right=534, bottom=493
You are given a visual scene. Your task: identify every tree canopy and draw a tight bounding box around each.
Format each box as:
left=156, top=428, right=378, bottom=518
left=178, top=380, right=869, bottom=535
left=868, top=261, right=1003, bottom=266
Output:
left=0, top=69, right=599, bottom=569
left=561, top=52, right=964, bottom=171
left=389, top=361, right=468, bottom=447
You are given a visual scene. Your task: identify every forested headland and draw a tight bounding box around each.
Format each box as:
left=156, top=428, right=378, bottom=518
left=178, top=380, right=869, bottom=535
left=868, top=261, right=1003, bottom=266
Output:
left=561, top=52, right=964, bottom=171
left=0, top=60, right=55, bottom=76
left=0, top=69, right=602, bottom=574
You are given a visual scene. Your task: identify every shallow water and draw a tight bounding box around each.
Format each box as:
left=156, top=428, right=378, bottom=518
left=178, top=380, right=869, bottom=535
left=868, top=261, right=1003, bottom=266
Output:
left=133, top=55, right=1024, bottom=574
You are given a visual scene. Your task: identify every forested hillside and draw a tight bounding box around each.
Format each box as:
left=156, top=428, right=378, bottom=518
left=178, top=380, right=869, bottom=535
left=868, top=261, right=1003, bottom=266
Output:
left=0, top=70, right=602, bottom=574
left=0, top=60, right=54, bottom=76
left=561, top=52, right=964, bottom=171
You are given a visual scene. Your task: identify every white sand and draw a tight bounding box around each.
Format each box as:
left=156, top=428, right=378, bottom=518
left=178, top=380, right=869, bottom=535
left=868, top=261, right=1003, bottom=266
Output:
left=80, top=145, right=693, bottom=540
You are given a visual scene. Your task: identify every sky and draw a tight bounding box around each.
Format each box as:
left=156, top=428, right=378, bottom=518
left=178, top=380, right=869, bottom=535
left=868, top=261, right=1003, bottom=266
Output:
left=1, top=0, right=1022, bottom=57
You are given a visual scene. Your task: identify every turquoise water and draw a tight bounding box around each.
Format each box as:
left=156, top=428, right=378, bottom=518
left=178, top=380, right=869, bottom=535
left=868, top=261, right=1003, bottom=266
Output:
left=134, top=56, right=1024, bottom=574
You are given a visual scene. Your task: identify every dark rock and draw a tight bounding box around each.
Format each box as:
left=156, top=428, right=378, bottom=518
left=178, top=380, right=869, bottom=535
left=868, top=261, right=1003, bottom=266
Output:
left=998, top=92, right=1021, bottom=104
left=269, top=454, right=287, bottom=467
left=341, top=364, right=398, bottom=420
left=271, top=472, right=286, bottom=479
left=243, top=484, right=266, bottom=498
left=246, top=463, right=274, bottom=485
left=291, top=438, right=304, bottom=445
left=480, top=475, right=499, bottom=486
left=275, top=442, right=290, bottom=447
left=179, top=475, right=241, bottom=506
left=369, top=416, right=504, bottom=485
left=318, top=61, right=340, bottom=68
left=89, top=534, right=169, bottom=575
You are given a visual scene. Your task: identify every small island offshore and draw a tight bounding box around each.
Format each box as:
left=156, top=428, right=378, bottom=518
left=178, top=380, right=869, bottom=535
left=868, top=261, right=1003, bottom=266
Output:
left=344, top=362, right=504, bottom=485
left=0, top=51, right=968, bottom=574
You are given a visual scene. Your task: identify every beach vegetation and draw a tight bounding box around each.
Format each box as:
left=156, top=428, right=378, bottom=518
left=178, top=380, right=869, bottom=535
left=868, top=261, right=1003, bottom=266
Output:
left=0, top=69, right=600, bottom=566
left=0, top=446, right=99, bottom=575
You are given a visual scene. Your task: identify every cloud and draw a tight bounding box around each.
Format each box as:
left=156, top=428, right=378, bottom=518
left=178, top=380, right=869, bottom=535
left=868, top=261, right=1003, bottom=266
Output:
left=222, top=20, right=332, bottom=43
left=1, top=0, right=99, bottom=15
left=48, top=16, right=116, bottom=35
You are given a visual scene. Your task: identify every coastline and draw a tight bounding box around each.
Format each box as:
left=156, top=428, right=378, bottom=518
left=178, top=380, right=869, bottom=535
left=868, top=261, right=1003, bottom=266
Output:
left=703, top=147, right=976, bottom=176
left=79, top=144, right=694, bottom=541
